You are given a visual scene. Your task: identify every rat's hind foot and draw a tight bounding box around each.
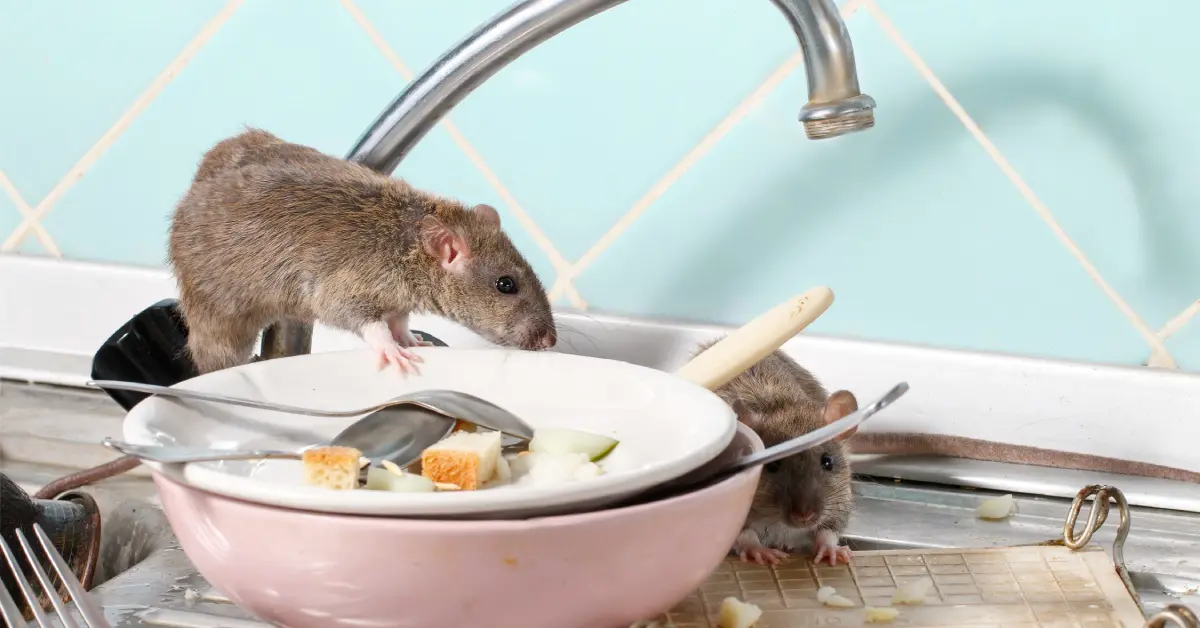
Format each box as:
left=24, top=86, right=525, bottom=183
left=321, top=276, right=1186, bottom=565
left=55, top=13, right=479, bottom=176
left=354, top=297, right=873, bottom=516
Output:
left=735, top=544, right=790, bottom=566
left=396, top=332, right=433, bottom=348
left=811, top=529, right=852, bottom=566
left=361, top=321, right=424, bottom=375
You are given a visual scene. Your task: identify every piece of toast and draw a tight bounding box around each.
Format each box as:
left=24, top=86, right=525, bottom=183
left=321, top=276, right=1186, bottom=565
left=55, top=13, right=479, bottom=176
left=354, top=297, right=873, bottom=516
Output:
left=301, top=445, right=364, bottom=490
left=420, top=430, right=502, bottom=490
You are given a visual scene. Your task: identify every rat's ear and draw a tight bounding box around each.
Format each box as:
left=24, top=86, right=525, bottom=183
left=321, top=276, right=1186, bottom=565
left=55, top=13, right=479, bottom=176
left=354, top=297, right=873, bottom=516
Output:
left=470, top=204, right=501, bottom=231
left=420, top=216, right=470, bottom=273
left=823, top=389, right=860, bottom=441
left=730, top=399, right=763, bottom=429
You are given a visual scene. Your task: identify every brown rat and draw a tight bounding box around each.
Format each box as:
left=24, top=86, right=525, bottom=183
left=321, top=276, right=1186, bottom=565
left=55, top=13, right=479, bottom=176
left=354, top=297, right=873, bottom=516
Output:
left=703, top=339, right=860, bottom=567
left=169, top=128, right=557, bottom=375
left=36, top=130, right=558, bottom=498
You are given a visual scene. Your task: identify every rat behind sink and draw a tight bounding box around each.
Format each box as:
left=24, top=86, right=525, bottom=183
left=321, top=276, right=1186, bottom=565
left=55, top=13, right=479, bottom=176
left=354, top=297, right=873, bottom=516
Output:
left=169, top=128, right=557, bottom=375
left=702, top=339, right=860, bottom=567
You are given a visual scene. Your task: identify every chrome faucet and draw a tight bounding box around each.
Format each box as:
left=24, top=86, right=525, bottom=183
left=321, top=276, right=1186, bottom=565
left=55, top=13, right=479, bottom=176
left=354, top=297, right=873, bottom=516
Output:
left=259, top=0, right=876, bottom=360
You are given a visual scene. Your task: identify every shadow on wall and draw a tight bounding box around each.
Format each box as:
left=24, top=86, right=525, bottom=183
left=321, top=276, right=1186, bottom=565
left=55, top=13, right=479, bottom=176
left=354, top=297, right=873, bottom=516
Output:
left=957, top=66, right=1196, bottom=295
left=648, top=64, right=1196, bottom=319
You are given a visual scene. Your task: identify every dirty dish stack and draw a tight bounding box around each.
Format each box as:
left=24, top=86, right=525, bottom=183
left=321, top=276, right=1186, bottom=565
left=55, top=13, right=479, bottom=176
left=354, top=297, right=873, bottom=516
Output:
left=124, top=348, right=753, bottom=628
left=116, top=288, right=863, bottom=628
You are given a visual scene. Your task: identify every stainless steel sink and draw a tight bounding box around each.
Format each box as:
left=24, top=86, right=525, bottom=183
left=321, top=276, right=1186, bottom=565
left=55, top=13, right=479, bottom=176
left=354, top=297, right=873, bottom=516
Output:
left=5, top=380, right=1200, bottom=626
left=843, top=481, right=1200, bottom=617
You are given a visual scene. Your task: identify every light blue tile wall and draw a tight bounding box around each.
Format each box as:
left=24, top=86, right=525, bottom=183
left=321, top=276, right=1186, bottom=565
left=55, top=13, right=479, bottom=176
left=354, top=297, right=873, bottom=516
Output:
left=1, top=0, right=1197, bottom=371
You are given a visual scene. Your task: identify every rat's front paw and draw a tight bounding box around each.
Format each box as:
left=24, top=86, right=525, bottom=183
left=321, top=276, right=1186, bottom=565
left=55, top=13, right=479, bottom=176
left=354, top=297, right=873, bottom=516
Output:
left=373, top=342, right=423, bottom=374
left=735, top=544, right=790, bottom=566
left=811, top=529, right=852, bottom=566
left=362, top=322, right=424, bottom=375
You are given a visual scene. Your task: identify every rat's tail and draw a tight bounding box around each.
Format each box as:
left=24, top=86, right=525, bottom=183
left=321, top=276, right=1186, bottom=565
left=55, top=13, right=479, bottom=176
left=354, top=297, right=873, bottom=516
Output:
left=848, top=432, right=1200, bottom=484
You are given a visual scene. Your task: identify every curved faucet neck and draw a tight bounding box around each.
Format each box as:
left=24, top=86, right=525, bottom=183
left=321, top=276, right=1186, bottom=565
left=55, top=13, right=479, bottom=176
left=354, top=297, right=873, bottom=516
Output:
left=260, top=0, right=877, bottom=362
left=346, top=0, right=875, bottom=174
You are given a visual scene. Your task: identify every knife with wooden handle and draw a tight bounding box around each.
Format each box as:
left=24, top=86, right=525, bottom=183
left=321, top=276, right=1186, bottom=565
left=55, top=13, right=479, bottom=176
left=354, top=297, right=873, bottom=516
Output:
left=673, top=286, right=835, bottom=391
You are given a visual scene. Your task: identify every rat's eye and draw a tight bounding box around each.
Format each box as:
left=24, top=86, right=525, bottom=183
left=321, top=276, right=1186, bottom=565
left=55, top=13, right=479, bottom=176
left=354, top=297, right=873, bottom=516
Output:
left=495, top=276, right=518, bottom=294
left=764, top=461, right=782, bottom=473
left=820, top=454, right=834, bottom=471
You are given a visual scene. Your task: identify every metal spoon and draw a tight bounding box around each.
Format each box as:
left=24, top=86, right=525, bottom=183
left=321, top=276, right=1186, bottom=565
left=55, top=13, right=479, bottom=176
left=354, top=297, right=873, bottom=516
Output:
left=623, top=382, right=909, bottom=506
left=88, top=380, right=534, bottom=440
left=102, top=399, right=458, bottom=468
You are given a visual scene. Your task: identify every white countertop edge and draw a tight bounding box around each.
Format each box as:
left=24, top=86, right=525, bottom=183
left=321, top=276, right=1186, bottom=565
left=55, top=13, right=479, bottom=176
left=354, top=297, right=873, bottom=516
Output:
left=4, top=254, right=1199, bottom=511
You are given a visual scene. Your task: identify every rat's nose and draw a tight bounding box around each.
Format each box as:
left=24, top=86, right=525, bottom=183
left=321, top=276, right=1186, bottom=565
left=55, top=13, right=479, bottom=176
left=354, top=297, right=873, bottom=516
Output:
left=792, top=510, right=818, bottom=526
left=537, top=329, right=557, bottom=350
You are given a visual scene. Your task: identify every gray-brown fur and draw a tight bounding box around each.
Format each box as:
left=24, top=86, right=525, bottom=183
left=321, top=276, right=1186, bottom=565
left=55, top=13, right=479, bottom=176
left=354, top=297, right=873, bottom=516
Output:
left=170, top=129, right=555, bottom=374
left=699, top=338, right=855, bottom=558
left=191, top=127, right=326, bottom=184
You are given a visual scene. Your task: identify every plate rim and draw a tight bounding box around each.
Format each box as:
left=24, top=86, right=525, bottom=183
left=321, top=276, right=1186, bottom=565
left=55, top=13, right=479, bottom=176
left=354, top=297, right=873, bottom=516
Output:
left=123, top=347, right=738, bottom=516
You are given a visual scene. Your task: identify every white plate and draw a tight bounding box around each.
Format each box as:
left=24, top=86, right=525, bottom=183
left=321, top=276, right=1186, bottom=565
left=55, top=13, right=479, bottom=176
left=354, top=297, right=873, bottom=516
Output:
left=123, top=347, right=737, bottom=517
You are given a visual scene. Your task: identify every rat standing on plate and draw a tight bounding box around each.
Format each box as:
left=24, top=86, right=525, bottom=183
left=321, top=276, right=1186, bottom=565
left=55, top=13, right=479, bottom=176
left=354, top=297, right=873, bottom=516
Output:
left=701, top=339, right=860, bottom=567
left=168, top=129, right=557, bottom=375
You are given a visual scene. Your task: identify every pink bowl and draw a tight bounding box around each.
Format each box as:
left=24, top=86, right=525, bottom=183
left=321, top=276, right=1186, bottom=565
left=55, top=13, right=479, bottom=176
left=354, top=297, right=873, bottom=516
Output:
left=153, top=424, right=763, bottom=628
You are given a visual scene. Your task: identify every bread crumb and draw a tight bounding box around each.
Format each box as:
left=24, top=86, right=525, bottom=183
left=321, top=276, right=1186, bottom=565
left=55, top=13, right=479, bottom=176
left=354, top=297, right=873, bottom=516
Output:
left=420, top=430, right=502, bottom=490
left=716, top=597, right=762, bottom=628
left=301, top=446, right=363, bottom=490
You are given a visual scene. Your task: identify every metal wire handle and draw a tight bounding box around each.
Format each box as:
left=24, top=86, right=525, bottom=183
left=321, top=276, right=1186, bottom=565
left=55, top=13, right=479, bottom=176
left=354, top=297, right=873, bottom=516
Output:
left=1145, top=605, right=1200, bottom=628
left=1061, top=484, right=1199, bottom=627
left=1062, top=484, right=1138, bottom=614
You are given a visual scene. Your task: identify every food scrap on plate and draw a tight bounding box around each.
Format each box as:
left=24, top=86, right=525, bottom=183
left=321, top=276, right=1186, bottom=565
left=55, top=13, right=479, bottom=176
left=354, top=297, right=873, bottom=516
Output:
left=301, top=426, right=620, bottom=493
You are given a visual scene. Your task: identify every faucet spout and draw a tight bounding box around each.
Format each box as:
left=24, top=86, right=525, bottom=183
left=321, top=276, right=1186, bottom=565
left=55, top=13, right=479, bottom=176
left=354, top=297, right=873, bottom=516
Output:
left=260, top=0, right=877, bottom=361
left=769, top=0, right=877, bottom=139
left=347, top=0, right=876, bottom=172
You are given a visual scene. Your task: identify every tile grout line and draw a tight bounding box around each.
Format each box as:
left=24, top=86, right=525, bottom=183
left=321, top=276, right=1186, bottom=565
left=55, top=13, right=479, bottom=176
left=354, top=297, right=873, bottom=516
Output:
left=340, top=0, right=587, bottom=309
left=1157, top=299, right=1200, bottom=341
left=548, top=51, right=802, bottom=298
left=0, top=170, right=60, bottom=256
left=863, top=0, right=1177, bottom=370
left=547, top=0, right=866, bottom=302
left=1, top=0, right=244, bottom=254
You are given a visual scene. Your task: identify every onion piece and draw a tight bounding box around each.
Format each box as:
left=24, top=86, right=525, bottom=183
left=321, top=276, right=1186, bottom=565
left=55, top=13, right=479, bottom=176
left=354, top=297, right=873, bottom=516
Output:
left=824, top=594, right=856, bottom=608
left=716, top=597, right=762, bottom=628
left=363, top=466, right=436, bottom=492
left=976, top=494, right=1015, bottom=520
left=528, top=428, right=619, bottom=461
left=891, top=577, right=932, bottom=605
left=494, top=455, right=512, bottom=483
left=865, top=607, right=900, bottom=623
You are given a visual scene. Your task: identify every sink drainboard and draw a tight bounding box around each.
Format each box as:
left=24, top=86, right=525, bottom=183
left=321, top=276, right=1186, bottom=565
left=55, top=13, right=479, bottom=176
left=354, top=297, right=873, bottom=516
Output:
left=61, top=480, right=1200, bottom=627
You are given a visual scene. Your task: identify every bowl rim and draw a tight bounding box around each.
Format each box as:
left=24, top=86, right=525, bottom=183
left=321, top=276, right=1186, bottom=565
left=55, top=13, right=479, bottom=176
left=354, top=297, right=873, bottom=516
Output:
left=128, top=347, right=740, bottom=518
left=152, top=424, right=764, bottom=531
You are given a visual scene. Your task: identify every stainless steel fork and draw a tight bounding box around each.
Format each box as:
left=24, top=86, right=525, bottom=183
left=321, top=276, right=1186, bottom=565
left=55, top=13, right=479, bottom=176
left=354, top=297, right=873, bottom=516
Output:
left=0, top=523, right=109, bottom=628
